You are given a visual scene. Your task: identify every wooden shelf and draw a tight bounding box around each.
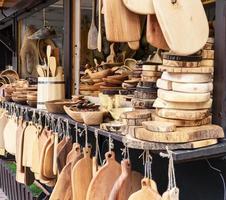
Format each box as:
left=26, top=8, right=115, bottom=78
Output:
left=3, top=101, right=226, bottom=163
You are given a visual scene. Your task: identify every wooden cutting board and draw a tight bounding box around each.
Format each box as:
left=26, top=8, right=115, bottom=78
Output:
left=152, top=114, right=212, bottom=127
left=202, top=50, right=214, bottom=59
left=121, top=110, right=152, bottom=119
left=133, top=125, right=224, bottom=143
left=72, top=147, right=92, bottom=200
left=142, top=65, right=158, bottom=71
left=86, top=151, right=121, bottom=200
left=201, top=59, right=214, bottom=67
left=22, top=122, right=39, bottom=168
left=142, top=121, right=176, bottom=132
left=156, top=108, right=210, bottom=121
left=161, top=72, right=212, bottom=83
left=158, top=89, right=210, bottom=103
left=43, top=135, right=55, bottom=179
left=153, top=0, right=209, bottom=55
left=3, top=116, right=17, bottom=155
left=146, top=14, right=169, bottom=50
left=153, top=98, right=213, bottom=110
left=122, top=0, right=154, bottom=14
left=128, top=178, right=162, bottom=200
left=156, top=79, right=172, bottom=90
left=109, top=159, right=142, bottom=200
left=158, top=65, right=214, bottom=74
left=131, top=98, right=155, bottom=109
left=104, top=0, right=141, bottom=42
left=172, top=82, right=213, bottom=93
left=162, top=59, right=200, bottom=68
left=142, top=71, right=162, bottom=77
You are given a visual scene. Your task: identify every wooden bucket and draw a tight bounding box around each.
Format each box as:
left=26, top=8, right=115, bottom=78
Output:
left=37, top=77, right=65, bottom=110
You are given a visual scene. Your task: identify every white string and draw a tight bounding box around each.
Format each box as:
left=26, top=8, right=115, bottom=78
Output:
left=75, top=123, right=78, bottom=143
left=95, top=129, right=103, bottom=166
left=108, top=134, right=114, bottom=152
left=139, top=150, right=152, bottom=179
left=84, top=124, right=88, bottom=148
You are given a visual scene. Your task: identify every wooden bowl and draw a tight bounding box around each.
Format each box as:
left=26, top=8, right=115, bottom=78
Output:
left=45, top=100, right=75, bottom=114
left=1, top=69, right=19, bottom=81
left=64, top=106, right=84, bottom=123
left=88, top=69, right=113, bottom=79
left=81, top=111, right=104, bottom=125
left=12, top=97, right=27, bottom=104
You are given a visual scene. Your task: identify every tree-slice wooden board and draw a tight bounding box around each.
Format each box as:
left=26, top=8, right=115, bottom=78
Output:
left=141, top=75, right=159, bottom=82
left=104, top=0, right=141, bottom=42
left=163, top=59, right=201, bottom=68
left=142, top=65, right=158, bottom=71
left=122, top=134, right=218, bottom=150
left=120, top=110, right=152, bottom=119
left=152, top=114, right=212, bottom=127
left=153, top=0, right=209, bottom=55
left=161, top=72, right=212, bottom=83
left=172, top=82, right=213, bottom=93
left=132, top=98, right=155, bottom=109
left=202, top=50, right=214, bottom=59
left=158, top=89, right=210, bottom=103
left=158, top=65, right=214, bottom=74
left=142, top=71, right=162, bottom=77
left=153, top=98, right=213, bottom=110
left=142, top=121, right=176, bottom=132
left=86, top=152, right=121, bottom=200
left=134, top=91, right=157, bottom=99
left=133, top=125, right=224, bottom=143
left=200, top=59, right=214, bottom=67
left=156, top=79, right=172, bottom=90
left=122, top=0, right=155, bottom=14
left=156, top=108, right=210, bottom=121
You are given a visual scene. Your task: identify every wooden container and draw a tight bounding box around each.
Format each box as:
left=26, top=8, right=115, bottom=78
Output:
left=37, top=77, right=65, bottom=110
left=45, top=100, right=75, bottom=114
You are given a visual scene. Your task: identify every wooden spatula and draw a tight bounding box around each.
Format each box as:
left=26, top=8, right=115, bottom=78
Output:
left=88, top=0, right=98, bottom=49
left=37, top=65, right=46, bottom=77
left=49, top=57, right=57, bottom=77
left=128, top=41, right=140, bottom=50
left=122, top=0, right=155, bottom=14
left=46, top=45, right=52, bottom=77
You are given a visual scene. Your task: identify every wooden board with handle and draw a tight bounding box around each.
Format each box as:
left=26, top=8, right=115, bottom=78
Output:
left=128, top=178, right=162, bottom=200
left=109, top=159, right=142, bottom=200
left=123, top=134, right=218, bottom=150
left=153, top=98, right=213, bottom=110
left=156, top=108, right=210, bottom=121
left=158, top=89, right=210, bottom=103
left=133, top=125, right=224, bottom=143
left=86, top=151, right=121, bottom=200
left=71, top=147, right=92, bottom=200
left=152, top=114, right=212, bottom=127
left=161, top=72, right=212, bottom=83
left=122, top=0, right=155, bottom=14
left=158, top=65, right=214, bottom=74
left=153, top=0, right=209, bottom=55
left=104, top=0, right=141, bottom=42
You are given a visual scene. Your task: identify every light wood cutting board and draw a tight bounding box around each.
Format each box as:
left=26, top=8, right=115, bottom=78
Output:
left=153, top=0, right=209, bottom=55
left=104, top=0, right=141, bottom=42
left=128, top=178, right=162, bottom=200
left=172, top=82, right=213, bottom=93
left=86, top=151, right=121, bottom=200
left=109, top=159, right=142, bottom=200
left=72, top=147, right=92, bottom=200
left=146, top=14, right=169, bottom=50
left=122, top=0, right=155, bottom=14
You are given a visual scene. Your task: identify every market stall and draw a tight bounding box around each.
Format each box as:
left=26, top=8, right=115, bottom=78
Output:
left=0, top=0, right=226, bottom=200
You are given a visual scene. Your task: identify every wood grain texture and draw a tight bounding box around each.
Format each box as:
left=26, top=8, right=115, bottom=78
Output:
left=172, top=82, right=213, bottom=93
left=142, top=121, right=176, bottom=132
left=142, top=65, right=158, bottom=71
left=156, top=79, right=172, bottom=90
left=122, top=0, right=155, bottom=14
left=162, top=59, right=201, bottom=67
left=134, top=125, right=224, bottom=143
left=153, top=98, right=213, bottom=110
left=86, top=152, right=121, bottom=200
left=104, top=0, right=141, bottom=42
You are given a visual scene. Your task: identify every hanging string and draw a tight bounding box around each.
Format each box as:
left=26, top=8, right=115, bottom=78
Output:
left=75, top=123, right=78, bottom=143
left=43, top=8, right=47, bottom=27
left=121, top=144, right=130, bottom=160
left=108, top=134, right=114, bottom=152
left=38, top=111, right=42, bottom=126
left=139, top=150, right=152, bottom=179
left=32, top=110, right=36, bottom=124
left=95, top=129, right=103, bottom=166
left=84, top=124, right=88, bottom=148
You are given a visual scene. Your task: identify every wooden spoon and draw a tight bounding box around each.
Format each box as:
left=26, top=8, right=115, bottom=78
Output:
left=56, top=66, right=64, bottom=79
left=88, top=0, right=98, bottom=50
left=49, top=56, right=57, bottom=77
left=46, top=45, right=52, bottom=77
left=97, top=0, right=102, bottom=52
left=37, top=65, right=45, bottom=77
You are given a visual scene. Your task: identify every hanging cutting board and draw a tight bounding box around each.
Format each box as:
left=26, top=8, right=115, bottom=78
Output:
left=86, top=151, right=121, bottom=200
left=3, top=115, right=17, bottom=155
left=146, top=14, right=169, bottom=50
left=153, top=98, right=213, bottom=110
left=104, top=0, right=141, bottom=42
left=128, top=178, right=162, bottom=200
left=50, top=144, right=82, bottom=200
left=122, top=0, right=154, bottom=14
left=153, top=0, right=209, bottom=55
left=0, top=111, right=8, bottom=156
left=109, top=159, right=142, bottom=200
left=22, top=122, right=39, bottom=168
left=158, top=89, right=210, bottom=103
left=72, top=147, right=92, bottom=200
left=43, top=135, right=55, bottom=179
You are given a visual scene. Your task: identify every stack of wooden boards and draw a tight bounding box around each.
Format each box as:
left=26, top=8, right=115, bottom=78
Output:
left=131, top=64, right=162, bottom=109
